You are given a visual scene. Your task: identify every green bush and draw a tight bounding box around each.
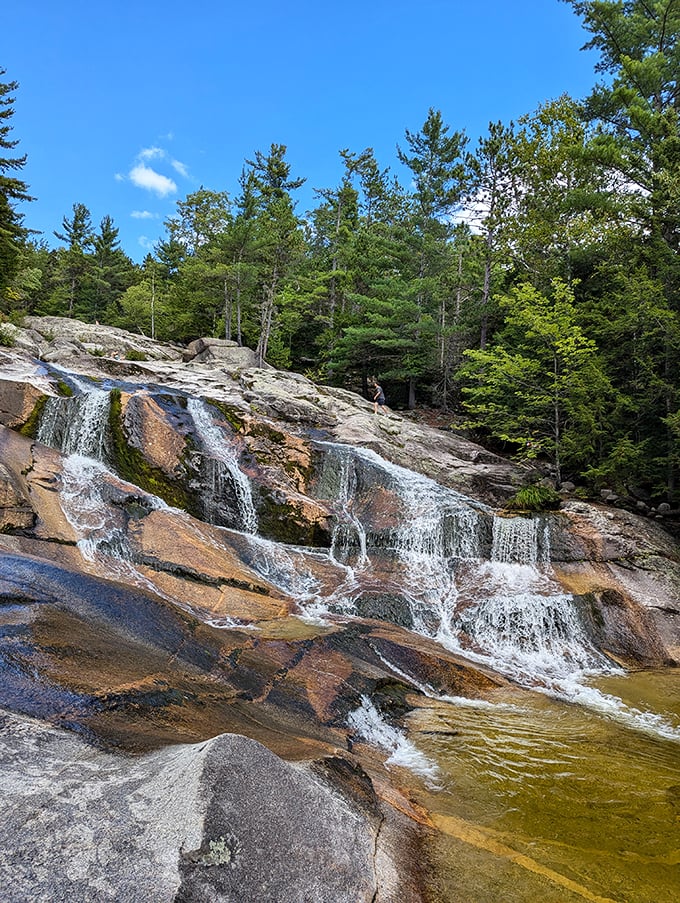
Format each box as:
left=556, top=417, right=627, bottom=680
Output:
left=505, top=484, right=562, bottom=512
left=0, top=325, right=16, bottom=347
left=124, top=348, right=148, bottom=361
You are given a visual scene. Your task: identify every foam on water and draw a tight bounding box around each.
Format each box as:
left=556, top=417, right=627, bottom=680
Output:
left=347, top=695, right=439, bottom=781
left=38, top=386, right=110, bottom=460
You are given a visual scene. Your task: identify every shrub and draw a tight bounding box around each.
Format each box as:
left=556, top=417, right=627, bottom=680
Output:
left=0, top=325, right=16, bottom=347
left=505, top=484, right=562, bottom=512
left=124, top=348, right=148, bottom=361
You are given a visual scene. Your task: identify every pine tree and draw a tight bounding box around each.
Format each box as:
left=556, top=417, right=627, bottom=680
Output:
left=53, top=203, right=95, bottom=317
left=0, top=68, right=32, bottom=301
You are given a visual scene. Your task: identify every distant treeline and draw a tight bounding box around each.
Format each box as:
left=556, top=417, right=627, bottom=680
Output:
left=2, top=2, right=680, bottom=502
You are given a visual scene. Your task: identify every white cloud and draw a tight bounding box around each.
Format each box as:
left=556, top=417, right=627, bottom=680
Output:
left=131, top=210, right=156, bottom=220
left=138, top=235, right=155, bottom=251
left=129, top=164, right=177, bottom=197
left=171, top=158, right=189, bottom=178
left=138, top=146, right=166, bottom=161
left=114, top=173, right=125, bottom=182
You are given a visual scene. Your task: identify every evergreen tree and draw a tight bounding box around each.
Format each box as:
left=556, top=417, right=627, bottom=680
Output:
left=461, top=280, right=612, bottom=486
left=246, top=144, right=305, bottom=365
left=92, top=215, right=137, bottom=321
left=53, top=203, right=94, bottom=317
left=565, top=0, right=680, bottom=498
left=0, top=68, right=32, bottom=302
left=397, top=108, right=469, bottom=406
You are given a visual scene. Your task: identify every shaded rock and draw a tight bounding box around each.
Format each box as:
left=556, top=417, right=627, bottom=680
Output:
left=0, top=377, right=45, bottom=428
left=550, top=502, right=680, bottom=661
left=0, top=710, right=390, bottom=903
left=575, top=589, right=675, bottom=668
left=354, top=591, right=415, bottom=629
left=0, top=463, right=34, bottom=532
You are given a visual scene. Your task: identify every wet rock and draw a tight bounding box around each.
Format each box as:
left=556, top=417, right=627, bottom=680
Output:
left=0, top=464, right=34, bottom=532
left=0, top=378, right=46, bottom=429
left=354, top=591, right=415, bottom=629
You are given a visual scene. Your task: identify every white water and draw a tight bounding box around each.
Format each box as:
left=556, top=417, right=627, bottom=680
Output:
left=281, top=443, right=680, bottom=743
left=187, top=397, right=258, bottom=534
left=37, top=383, right=110, bottom=460
left=59, top=453, right=165, bottom=582
left=36, top=366, right=677, bottom=747
left=347, top=695, right=439, bottom=782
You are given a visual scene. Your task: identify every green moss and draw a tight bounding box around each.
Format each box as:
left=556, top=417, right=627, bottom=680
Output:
left=254, top=486, right=330, bottom=547
left=56, top=380, right=74, bottom=397
left=108, top=388, right=199, bottom=514
left=18, top=395, right=48, bottom=439
left=206, top=400, right=246, bottom=432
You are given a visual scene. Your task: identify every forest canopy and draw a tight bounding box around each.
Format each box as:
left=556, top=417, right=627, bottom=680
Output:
left=1, top=1, right=680, bottom=504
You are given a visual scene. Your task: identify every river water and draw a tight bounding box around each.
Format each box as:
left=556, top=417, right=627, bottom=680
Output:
left=407, top=671, right=680, bottom=903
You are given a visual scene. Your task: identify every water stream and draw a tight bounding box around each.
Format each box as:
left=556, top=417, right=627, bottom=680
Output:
left=186, top=397, right=258, bottom=533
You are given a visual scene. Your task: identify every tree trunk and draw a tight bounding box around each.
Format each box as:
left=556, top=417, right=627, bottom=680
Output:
left=223, top=278, right=232, bottom=341
left=408, top=376, right=416, bottom=410
left=256, top=270, right=278, bottom=366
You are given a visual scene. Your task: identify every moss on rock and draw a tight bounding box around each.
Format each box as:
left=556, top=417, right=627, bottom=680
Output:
left=108, top=389, right=200, bottom=515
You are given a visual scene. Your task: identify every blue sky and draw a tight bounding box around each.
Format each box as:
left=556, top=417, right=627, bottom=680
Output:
left=2, top=0, right=598, bottom=262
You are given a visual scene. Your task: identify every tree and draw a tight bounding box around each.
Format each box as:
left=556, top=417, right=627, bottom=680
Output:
left=564, top=0, right=680, bottom=498
left=92, top=215, right=137, bottom=321
left=247, top=144, right=305, bottom=365
left=0, top=68, right=32, bottom=301
left=53, top=203, right=94, bottom=316
left=461, top=279, right=611, bottom=486
left=164, top=188, right=231, bottom=255
left=397, top=109, right=469, bottom=406
left=467, top=120, right=517, bottom=348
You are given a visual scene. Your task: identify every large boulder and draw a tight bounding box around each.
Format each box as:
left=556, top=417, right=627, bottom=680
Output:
left=0, top=710, right=395, bottom=903
left=182, top=336, right=265, bottom=370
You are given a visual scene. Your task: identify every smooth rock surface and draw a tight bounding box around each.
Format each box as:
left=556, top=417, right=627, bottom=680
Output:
left=0, top=710, right=384, bottom=903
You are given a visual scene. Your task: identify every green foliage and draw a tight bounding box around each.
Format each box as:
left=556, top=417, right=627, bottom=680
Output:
left=7, top=3, right=680, bottom=501
left=124, top=349, right=147, bottom=361
left=505, top=484, right=562, bottom=512
left=0, top=323, right=15, bottom=346
left=460, top=279, right=612, bottom=484
left=0, top=68, right=32, bottom=300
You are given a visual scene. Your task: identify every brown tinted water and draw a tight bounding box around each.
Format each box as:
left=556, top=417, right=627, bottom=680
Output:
left=408, top=672, right=680, bottom=903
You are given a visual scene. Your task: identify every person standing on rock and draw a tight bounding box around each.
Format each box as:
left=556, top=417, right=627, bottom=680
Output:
left=371, top=378, right=387, bottom=415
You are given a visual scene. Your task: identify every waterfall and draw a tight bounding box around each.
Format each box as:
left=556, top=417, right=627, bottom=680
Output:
left=187, top=397, right=257, bottom=534
left=37, top=385, right=110, bottom=460
left=328, top=446, right=368, bottom=571
left=58, top=453, right=165, bottom=585
left=490, top=514, right=550, bottom=564
left=305, top=443, right=624, bottom=702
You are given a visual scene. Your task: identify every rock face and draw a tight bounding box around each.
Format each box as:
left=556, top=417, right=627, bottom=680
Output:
left=549, top=502, right=680, bottom=662
left=0, top=710, right=390, bottom=903
left=1, top=316, right=679, bottom=901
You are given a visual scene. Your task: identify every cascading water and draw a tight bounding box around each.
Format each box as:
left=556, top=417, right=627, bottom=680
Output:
left=296, top=442, right=674, bottom=734
left=187, top=397, right=258, bottom=534
left=37, top=380, right=110, bottom=460
left=58, top=453, right=166, bottom=585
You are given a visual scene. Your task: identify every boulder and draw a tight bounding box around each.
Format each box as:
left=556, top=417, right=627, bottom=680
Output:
left=0, top=710, right=389, bottom=903
left=0, top=377, right=45, bottom=428
left=183, top=336, right=264, bottom=370
left=0, top=463, right=34, bottom=532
